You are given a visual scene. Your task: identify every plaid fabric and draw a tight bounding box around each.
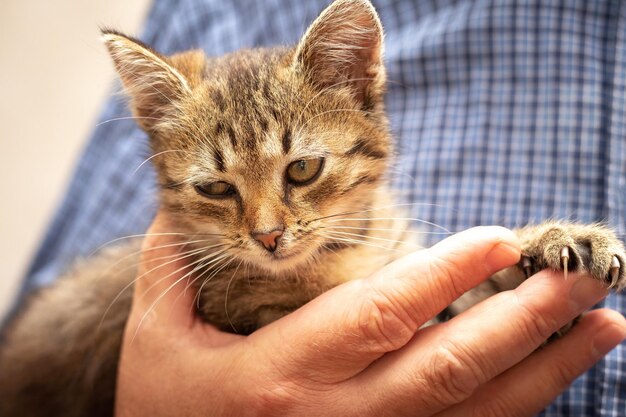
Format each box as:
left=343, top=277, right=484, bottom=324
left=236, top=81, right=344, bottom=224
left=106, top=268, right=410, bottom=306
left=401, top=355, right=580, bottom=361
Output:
left=21, top=0, right=626, bottom=415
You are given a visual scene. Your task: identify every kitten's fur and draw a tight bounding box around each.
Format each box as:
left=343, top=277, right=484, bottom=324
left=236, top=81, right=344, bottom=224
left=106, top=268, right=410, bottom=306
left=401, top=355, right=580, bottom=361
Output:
left=1, top=1, right=624, bottom=416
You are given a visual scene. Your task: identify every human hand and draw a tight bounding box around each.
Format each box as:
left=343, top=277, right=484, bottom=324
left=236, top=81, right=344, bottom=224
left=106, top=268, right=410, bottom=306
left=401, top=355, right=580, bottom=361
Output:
left=115, top=213, right=626, bottom=416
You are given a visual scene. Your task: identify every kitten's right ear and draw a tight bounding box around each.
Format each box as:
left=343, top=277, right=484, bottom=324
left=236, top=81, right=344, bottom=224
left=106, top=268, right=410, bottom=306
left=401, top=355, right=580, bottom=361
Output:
left=101, top=30, right=191, bottom=131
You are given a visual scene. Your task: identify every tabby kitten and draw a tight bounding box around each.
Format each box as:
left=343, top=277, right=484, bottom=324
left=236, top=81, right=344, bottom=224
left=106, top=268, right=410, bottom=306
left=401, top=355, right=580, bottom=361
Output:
left=1, top=1, right=624, bottom=416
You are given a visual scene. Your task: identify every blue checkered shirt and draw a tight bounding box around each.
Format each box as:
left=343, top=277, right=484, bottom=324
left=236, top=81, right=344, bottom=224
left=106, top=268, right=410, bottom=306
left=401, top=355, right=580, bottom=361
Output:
left=21, top=1, right=626, bottom=415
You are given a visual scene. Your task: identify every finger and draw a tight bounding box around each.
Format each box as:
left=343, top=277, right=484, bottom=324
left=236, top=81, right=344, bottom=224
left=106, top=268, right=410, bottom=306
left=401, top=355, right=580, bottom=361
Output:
left=251, top=226, right=521, bottom=383
left=128, top=212, right=201, bottom=330
left=436, top=309, right=626, bottom=417
left=121, top=213, right=241, bottom=381
left=349, top=270, right=609, bottom=416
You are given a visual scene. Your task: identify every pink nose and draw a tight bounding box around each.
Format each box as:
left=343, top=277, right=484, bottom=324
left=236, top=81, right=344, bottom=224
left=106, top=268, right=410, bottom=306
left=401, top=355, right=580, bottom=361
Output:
left=252, top=229, right=283, bottom=252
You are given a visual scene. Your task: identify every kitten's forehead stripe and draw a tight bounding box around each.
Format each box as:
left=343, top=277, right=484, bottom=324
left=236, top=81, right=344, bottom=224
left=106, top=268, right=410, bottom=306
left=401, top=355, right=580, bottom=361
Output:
left=215, top=121, right=224, bottom=136
left=227, top=125, right=237, bottom=149
left=213, top=148, right=226, bottom=172
left=270, top=108, right=280, bottom=122
left=259, top=117, right=269, bottom=133
left=282, top=128, right=292, bottom=154
left=243, top=120, right=260, bottom=149
left=345, top=137, right=387, bottom=159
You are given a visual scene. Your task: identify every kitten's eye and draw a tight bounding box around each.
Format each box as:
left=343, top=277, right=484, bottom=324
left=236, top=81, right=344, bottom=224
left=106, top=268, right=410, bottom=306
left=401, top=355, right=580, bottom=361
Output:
left=286, top=158, right=324, bottom=185
left=195, top=181, right=236, bottom=198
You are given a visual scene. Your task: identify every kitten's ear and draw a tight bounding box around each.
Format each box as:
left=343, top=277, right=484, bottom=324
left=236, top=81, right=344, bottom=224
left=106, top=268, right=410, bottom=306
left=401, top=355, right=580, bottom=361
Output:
left=293, top=0, right=385, bottom=106
left=101, top=30, right=192, bottom=131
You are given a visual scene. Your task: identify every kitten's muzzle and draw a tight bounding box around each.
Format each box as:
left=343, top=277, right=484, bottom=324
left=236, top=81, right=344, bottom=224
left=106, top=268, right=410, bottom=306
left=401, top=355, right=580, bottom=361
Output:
left=252, top=229, right=284, bottom=253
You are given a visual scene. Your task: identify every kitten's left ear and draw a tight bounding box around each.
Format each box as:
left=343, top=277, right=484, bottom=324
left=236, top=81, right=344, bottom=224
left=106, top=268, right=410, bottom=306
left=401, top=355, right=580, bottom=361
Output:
left=101, top=30, right=197, bottom=132
left=293, top=0, right=385, bottom=106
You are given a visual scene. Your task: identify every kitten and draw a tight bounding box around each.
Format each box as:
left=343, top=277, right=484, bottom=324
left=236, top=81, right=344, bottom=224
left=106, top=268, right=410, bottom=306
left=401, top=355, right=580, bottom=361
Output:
left=1, top=1, right=624, bottom=416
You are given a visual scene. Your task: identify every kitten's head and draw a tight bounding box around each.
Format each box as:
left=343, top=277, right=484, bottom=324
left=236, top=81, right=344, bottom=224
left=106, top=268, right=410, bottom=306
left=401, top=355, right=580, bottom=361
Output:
left=103, top=0, right=391, bottom=274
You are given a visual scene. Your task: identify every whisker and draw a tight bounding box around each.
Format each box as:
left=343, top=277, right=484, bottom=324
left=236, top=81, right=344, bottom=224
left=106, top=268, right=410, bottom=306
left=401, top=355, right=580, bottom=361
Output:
left=323, top=217, right=452, bottom=233
left=97, top=245, right=216, bottom=331
left=133, top=149, right=189, bottom=175
left=307, top=202, right=452, bottom=225
left=224, top=259, right=245, bottom=333
left=95, top=116, right=162, bottom=127
left=113, top=247, right=215, bottom=314
left=320, top=242, right=341, bottom=257
left=194, top=253, right=236, bottom=309
left=96, top=241, right=221, bottom=318
left=182, top=250, right=236, bottom=310
left=173, top=250, right=235, bottom=310
left=320, top=230, right=423, bottom=247
left=136, top=245, right=228, bottom=303
left=187, top=251, right=232, bottom=290
left=318, top=232, right=406, bottom=253
left=130, top=272, right=193, bottom=343
left=91, top=239, right=215, bottom=288
left=130, top=248, right=232, bottom=342
left=320, top=225, right=451, bottom=235
left=89, top=233, right=224, bottom=256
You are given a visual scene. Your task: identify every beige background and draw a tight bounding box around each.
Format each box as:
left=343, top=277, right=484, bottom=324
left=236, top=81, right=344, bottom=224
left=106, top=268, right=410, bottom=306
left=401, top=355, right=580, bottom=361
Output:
left=0, top=1, right=151, bottom=320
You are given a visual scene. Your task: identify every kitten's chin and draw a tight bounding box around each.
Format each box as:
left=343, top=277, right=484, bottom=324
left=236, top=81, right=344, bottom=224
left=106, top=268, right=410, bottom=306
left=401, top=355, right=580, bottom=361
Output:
left=251, top=246, right=319, bottom=275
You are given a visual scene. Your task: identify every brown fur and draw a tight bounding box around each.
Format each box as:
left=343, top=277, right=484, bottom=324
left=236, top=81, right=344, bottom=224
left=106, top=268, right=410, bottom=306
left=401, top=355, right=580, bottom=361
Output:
left=1, top=1, right=625, bottom=416
left=0, top=244, right=139, bottom=417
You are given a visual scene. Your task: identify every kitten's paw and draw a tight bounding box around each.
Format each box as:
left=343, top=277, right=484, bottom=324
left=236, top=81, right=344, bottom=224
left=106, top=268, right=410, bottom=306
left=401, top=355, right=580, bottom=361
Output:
left=517, top=222, right=626, bottom=289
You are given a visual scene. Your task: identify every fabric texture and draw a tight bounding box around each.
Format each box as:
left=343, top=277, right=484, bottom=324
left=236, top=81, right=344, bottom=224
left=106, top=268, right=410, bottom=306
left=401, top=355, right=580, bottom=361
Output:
left=22, top=0, right=626, bottom=415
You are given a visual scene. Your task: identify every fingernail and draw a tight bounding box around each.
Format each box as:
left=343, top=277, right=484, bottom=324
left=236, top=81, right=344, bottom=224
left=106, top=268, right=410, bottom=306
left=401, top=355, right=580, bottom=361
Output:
left=592, top=324, right=626, bottom=359
left=569, top=277, right=608, bottom=312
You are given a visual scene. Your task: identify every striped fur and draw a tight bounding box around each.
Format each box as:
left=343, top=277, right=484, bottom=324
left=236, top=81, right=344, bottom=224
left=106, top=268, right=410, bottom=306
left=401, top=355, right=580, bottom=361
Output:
left=1, top=2, right=625, bottom=417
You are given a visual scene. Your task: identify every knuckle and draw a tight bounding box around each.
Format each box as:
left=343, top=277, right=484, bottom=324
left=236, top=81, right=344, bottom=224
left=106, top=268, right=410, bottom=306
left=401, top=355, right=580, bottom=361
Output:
left=356, top=286, right=419, bottom=353
left=513, top=294, right=560, bottom=343
left=423, top=342, right=484, bottom=405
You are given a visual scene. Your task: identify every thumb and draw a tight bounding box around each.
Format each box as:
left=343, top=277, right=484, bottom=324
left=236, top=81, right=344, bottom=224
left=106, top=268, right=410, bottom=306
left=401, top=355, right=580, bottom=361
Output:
left=130, top=212, right=201, bottom=329
left=253, top=226, right=521, bottom=383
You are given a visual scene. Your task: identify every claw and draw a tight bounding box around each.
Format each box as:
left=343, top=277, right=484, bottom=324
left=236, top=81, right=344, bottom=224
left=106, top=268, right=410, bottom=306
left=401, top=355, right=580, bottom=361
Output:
left=522, top=256, right=533, bottom=278
left=561, top=247, right=570, bottom=279
left=610, top=256, right=620, bottom=288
